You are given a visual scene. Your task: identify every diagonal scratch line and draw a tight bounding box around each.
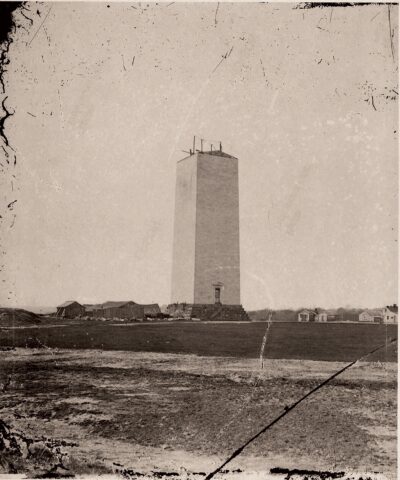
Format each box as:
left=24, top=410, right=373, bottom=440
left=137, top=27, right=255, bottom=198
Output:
left=165, top=42, right=233, bottom=166
left=371, top=95, right=377, bottom=111
left=214, top=312, right=273, bottom=443
left=204, top=338, right=397, bottom=480
left=387, top=5, right=395, bottom=62
left=259, top=312, right=272, bottom=369
left=212, top=57, right=225, bottom=74
left=212, top=46, right=233, bottom=73
left=214, top=2, right=220, bottom=25
left=28, top=6, right=53, bottom=46
left=370, top=11, right=380, bottom=22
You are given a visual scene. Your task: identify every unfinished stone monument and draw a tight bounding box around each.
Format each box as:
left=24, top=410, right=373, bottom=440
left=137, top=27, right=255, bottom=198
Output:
left=168, top=140, right=248, bottom=321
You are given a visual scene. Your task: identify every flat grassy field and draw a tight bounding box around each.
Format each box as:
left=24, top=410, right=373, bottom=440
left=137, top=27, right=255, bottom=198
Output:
left=0, top=321, right=397, bottom=362
left=0, top=350, right=396, bottom=479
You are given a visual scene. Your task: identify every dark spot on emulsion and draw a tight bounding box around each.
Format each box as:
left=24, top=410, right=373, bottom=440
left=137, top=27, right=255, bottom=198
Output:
left=0, top=2, right=24, bottom=44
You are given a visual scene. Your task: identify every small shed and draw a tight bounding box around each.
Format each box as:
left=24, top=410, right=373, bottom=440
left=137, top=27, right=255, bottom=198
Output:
left=56, top=301, right=85, bottom=318
left=315, top=309, right=338, bottom=322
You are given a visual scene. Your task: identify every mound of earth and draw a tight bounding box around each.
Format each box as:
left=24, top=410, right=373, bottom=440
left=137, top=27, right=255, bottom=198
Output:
left=0, top=308, right=41, bottom=327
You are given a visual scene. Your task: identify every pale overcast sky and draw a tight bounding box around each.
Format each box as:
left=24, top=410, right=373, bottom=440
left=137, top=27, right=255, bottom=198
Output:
left=1, top=2, right=398, bottom=310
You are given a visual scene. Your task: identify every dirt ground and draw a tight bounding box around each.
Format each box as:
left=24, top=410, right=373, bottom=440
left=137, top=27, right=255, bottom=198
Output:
left=0, top=349, right=397, bottom=479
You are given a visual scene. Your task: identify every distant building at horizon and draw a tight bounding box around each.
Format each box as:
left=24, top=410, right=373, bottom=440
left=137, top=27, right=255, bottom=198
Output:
left=359, top=309, right=384, bottom=323
left=91, top=301, right=144, bottom=319
left=359, top=304, right=398, bottom=324
left=315, top=309, right=340, bottom=322
left=382, top=305, right=398, bottom=323
left=56, top=301, right=85, bottom=318
left=297, top=309, right=317, bottom=322
left=56, top=300, right=161, bottom=320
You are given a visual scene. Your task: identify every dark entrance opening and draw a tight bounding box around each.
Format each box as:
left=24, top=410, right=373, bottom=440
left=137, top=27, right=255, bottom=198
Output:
left=214, top=287, right=221, bottom=304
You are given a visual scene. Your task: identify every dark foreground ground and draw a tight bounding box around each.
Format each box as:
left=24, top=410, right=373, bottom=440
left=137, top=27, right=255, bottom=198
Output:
left=0, top=350, right=397, bottom=479
left=0, top=321, right=397, bottom=362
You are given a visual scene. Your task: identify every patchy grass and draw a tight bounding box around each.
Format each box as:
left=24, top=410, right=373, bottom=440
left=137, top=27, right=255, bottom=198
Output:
left=0, top=349, right=396, bottom=478
left=0, top=322, right=397, bottom=362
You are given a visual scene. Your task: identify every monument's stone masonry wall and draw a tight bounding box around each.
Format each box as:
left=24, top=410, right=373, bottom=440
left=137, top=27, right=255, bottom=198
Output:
left=194, top=154, right=240, bottom=305
left=170, top=155, right=197, bottom=303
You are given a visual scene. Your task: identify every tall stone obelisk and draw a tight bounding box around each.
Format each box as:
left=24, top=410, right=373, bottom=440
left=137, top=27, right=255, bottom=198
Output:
left=169, top=146, right=248, bottom=321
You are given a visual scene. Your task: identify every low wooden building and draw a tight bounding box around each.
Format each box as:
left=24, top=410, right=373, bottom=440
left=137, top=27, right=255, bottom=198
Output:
left=56, top=301, right=85, bottom=318
left=91, top=301, right=144, bottom=320
left=142, top=304, right=161, bottom=316
left=83, top=304, right=102, bottom=317
left=359, top=309, right=383, bottom=323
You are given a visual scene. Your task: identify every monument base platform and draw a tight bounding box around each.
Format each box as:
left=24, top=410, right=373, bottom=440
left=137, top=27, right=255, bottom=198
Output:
left=167, top=303, right=250, bottom=322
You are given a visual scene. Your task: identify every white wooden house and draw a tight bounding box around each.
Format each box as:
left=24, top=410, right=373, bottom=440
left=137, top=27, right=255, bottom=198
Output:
left=298, top=309, right=317, bottom=322
left=382, top=305, right=398, bottom=324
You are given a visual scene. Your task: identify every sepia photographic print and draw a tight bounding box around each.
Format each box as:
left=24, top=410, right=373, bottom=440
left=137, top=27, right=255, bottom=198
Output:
left=0, top=1, right=398, bottom=480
